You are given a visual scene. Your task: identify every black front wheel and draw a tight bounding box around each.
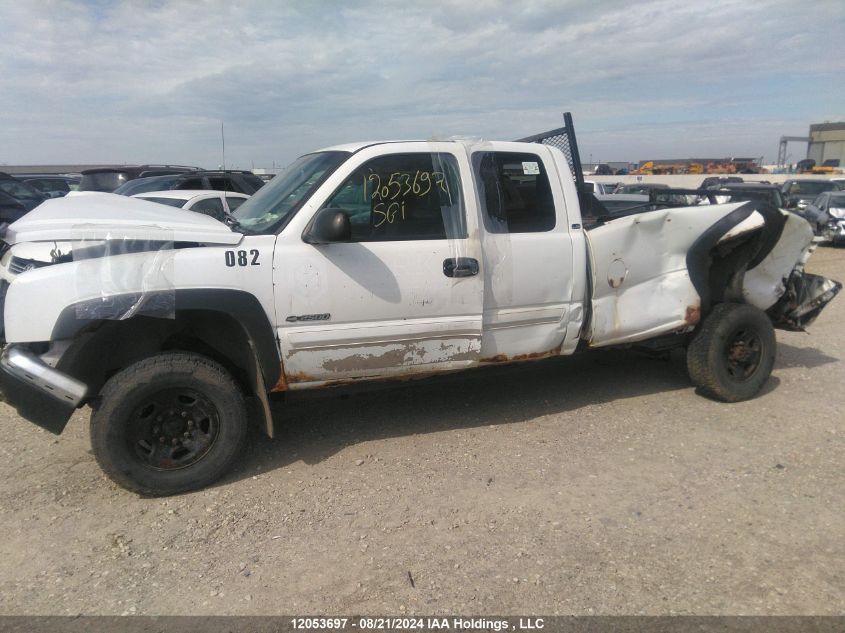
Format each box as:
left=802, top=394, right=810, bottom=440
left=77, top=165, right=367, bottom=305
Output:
left=686, top=303, right=776, bottom=402
left=90, top=352, right=248, bottom=496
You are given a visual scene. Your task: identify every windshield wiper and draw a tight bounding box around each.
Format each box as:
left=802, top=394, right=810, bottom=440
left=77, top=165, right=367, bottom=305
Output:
left=223, top=211, right=251, bottom=234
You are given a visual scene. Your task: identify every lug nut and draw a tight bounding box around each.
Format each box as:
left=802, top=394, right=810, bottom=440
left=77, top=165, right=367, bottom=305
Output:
left=183, top=432, right=191, bottom=439
left=159, top=437, right=166, bottom=444
left=181, top=412, right=188, bottom=418
left=152, top=426, right=160, bottom=434
left=187, top=421, right=194, bottom=429
left=171, top=438, right=179, bottom=446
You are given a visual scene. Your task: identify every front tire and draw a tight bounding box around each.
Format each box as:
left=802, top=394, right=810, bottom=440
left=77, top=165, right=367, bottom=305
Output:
left=686, top=303, right=776, bottom=402
left=90, top=352, right=247, bottom=496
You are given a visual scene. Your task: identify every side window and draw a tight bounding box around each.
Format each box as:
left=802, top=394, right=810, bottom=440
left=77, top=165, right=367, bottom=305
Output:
left=226, top=196, right=247, bottom=211
left=324, top=153, right=466, bottom=242
left=189, top=197, right=225, bottom=221
left=210, top=176, right=243, bottom=193
left=474, top=151, right=556, bottom=233
left=177, top=177, right=204, bottom=190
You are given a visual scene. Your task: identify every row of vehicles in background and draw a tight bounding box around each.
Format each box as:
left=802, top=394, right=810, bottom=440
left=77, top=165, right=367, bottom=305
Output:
left=0, top=165, right=268, bottom=223
left=582, top=177, right=845, bottom=244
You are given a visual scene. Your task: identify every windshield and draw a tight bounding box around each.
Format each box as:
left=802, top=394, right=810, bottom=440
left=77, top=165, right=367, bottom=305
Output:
left=233, top=151, right=349, bottom=233
left=0, top=178, right=43, bottom=202
left=114, top=174, right=182, bottom=196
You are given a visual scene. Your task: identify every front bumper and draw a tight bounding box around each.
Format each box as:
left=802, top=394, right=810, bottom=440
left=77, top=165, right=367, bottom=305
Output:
left=0, top=345, right=87, bottom=434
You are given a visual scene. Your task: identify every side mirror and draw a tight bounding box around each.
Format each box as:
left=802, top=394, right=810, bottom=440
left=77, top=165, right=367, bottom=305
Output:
left=303, top=208, right=352, bottom=244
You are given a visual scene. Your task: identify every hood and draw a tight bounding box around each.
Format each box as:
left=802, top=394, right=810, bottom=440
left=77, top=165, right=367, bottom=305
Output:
left=2, top=193, right=243, bottom=245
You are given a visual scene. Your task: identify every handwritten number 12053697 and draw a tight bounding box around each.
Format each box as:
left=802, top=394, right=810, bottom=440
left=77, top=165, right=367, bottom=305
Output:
left=365, top=171, right=448, bottom=202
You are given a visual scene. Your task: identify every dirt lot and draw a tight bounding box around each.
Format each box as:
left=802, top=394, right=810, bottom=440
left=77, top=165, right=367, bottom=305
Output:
left=0, top=247, right=842, bottom=617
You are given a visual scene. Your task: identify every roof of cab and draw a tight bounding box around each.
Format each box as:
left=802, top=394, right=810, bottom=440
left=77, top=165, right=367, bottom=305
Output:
left=132, top=190, right=249, bottom=201
left=315, top=140, right=430, bottom=153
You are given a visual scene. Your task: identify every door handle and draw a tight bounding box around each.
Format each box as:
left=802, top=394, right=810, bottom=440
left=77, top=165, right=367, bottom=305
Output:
left=443, top=257, right=479, bottom=278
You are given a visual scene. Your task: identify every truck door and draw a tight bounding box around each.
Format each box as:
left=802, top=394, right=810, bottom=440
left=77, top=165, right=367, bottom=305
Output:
left=273, top=143, right=484, bottom=386
left=470, top=144, right=577, bottom=360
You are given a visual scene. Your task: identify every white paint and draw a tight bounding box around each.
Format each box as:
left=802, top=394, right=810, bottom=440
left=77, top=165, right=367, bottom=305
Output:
left=5, top=193, right=242, bottom=245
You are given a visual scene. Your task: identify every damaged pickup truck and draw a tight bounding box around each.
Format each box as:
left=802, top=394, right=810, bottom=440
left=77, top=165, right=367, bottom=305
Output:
left=0, top=114, right=840, bottom=495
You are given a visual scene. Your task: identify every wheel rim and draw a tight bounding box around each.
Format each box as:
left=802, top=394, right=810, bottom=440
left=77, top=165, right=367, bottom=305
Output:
left=128, top=388, right=220, bottom=470
left=724, top=327, right=763, bottom=381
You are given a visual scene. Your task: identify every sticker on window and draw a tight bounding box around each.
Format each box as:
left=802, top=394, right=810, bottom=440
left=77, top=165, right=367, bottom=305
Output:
left=522, top=161, right=540, bottom=175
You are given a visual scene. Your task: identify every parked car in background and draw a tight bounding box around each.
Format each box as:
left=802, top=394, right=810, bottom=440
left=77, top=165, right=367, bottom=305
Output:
left=131, top=190, right=249, bottom=222
left=781, top=179, right=842, bottom=210
left=700, top=176, right=743, bottom=189
left=804, top=191, right=845, bottom=242
left=165, top=170, right=265, bottom=195
left=111, top=174, right=188, bottom=196
left=0, top=191, right=29, bottom=223
left=614, top=182, right=670, bottom=195
left=78, top=165, right=199, bottom=193
left=703, top=182, right=785, bottom=209
left=0, top=174, right=47, bottom=211
left=113, top=170, right=265, bottom=196
left=583, top=180, right=614, bottom=195
left=13, top=174, right=80, bottom=198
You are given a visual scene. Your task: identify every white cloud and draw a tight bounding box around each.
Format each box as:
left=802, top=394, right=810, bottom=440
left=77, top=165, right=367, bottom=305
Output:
left=0, top=0, right=842, bottom=166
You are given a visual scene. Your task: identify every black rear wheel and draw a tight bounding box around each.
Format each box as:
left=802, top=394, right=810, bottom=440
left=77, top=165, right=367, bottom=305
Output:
left=687, top=303, right=776, bottom=402
left=90, top=352, right=247, bottom=496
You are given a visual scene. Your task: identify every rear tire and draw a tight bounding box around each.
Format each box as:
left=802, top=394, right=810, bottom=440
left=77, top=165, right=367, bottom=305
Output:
left=686, top=303, right=776, bottom=402
left=90, top=352, right=247, bottom=496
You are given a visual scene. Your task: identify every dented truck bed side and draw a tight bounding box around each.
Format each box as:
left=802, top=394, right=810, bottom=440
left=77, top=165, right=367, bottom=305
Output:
left=584, top=201, right=824, bottom=347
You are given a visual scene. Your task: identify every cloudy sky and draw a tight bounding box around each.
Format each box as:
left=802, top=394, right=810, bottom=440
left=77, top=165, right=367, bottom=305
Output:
left=1, top=0, right=843, bottom=169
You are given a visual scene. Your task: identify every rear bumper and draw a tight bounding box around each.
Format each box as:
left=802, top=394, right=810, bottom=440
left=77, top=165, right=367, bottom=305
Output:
left=0, top=345, right=87, bottom=434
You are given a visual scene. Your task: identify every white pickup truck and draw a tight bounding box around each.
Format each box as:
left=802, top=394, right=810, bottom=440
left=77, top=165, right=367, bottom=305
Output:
left=0, top=124, right=840, bottom=495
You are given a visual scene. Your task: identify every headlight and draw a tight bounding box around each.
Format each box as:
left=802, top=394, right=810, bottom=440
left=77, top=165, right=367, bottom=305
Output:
left=829, top=207, right=845, bottom=220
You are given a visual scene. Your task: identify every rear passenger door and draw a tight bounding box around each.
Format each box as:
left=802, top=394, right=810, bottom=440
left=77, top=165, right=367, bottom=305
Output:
left=470, top=144, right=575, bottom=360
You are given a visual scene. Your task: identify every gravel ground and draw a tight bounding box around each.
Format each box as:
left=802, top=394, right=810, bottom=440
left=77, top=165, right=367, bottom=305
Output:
left=0, top=247, right=842, bottom=616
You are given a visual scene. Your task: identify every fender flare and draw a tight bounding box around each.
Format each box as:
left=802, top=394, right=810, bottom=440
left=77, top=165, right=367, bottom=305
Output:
left=686, top=202, right=787, bottom=314
left=51, top=288, right=281, bottom=388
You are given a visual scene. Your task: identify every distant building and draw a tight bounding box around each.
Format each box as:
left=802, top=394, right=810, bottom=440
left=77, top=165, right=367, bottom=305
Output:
left=807, top=122, right=845, bottom=166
